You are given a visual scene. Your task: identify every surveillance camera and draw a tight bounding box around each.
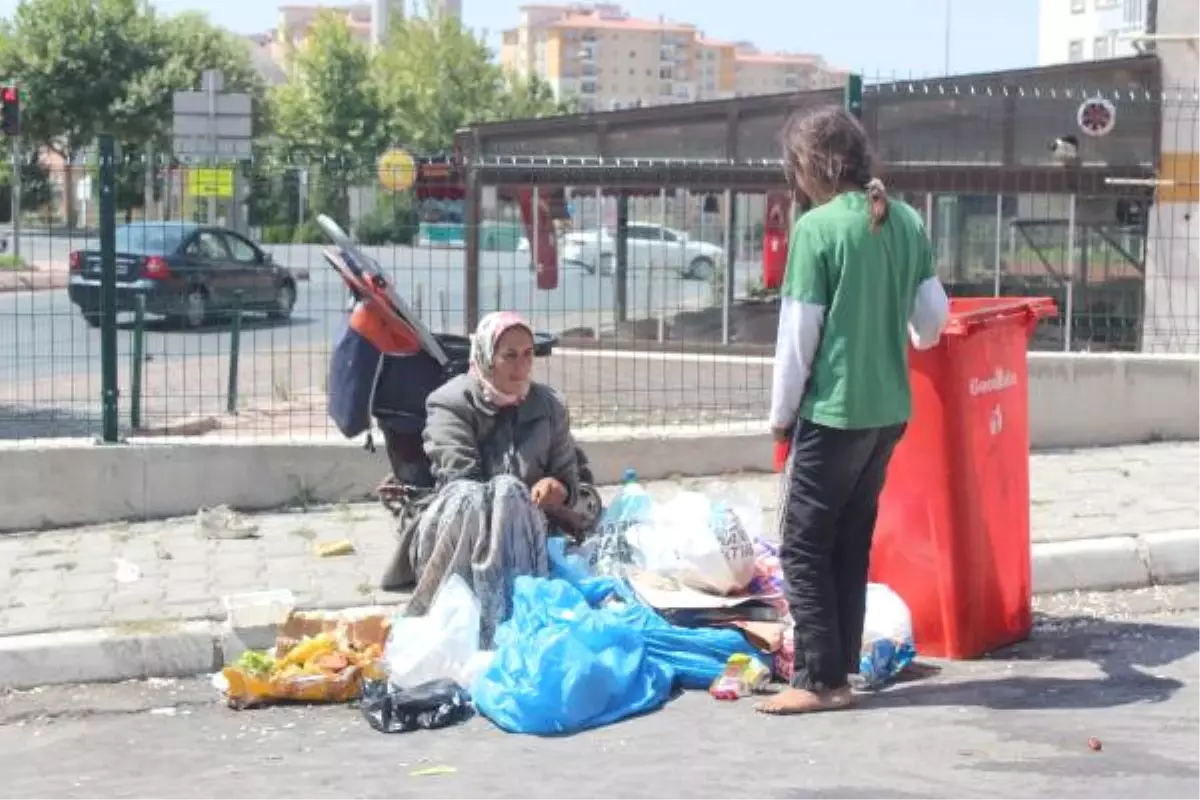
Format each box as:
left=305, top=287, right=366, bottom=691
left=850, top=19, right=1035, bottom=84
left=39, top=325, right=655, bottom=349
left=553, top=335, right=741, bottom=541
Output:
left=1050, top=135, right=1079, bottom=163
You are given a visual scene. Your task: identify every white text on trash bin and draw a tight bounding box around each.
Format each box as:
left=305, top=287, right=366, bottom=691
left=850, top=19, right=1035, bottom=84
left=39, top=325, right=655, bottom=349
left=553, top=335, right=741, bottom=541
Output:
left=969, top=367, right=1018, bottom=397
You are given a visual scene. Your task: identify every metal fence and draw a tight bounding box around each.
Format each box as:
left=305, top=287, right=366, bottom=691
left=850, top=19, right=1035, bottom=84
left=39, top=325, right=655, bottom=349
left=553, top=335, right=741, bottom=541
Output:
left=0, top=66, right=1196, bottom=444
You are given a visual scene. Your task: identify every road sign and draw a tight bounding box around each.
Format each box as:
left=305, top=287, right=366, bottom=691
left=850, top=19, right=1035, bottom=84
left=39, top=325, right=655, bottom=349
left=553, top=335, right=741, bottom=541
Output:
left=378, top=148, right=415, bottom=191
left=187, top=167, right=235, bottom=199
left=171, top=70, right=253, bottom=163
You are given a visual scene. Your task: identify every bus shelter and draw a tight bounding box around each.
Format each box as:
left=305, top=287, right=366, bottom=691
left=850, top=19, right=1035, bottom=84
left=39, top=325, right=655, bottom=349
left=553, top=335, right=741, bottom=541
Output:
left=455, top=55, right=1164, bottom=351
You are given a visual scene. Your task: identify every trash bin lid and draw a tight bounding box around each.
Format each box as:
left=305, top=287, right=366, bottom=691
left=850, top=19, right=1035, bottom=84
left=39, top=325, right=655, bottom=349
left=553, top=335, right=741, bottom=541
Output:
left=945, top=297, right=1057, bottom=336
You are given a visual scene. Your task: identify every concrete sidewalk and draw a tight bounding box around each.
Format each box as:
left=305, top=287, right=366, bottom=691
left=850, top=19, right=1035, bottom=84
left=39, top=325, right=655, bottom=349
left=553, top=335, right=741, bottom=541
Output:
left=0, top=443, right=1196, bottom=689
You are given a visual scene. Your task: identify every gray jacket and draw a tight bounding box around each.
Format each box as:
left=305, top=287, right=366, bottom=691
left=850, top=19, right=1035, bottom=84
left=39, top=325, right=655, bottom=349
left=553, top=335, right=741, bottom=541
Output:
left=422, top=373, right=580, bottom=503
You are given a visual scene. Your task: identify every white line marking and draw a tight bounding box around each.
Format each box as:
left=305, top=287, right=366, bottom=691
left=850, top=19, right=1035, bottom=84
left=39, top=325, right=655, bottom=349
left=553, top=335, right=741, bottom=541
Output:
left=554, top=347, right=774, bottom=366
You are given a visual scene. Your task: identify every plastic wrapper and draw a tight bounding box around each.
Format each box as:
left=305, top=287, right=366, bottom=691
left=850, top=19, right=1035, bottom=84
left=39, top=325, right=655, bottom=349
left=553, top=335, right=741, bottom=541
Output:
left=708, top=653, right=771, bottom=701
left=859, top=583, right=917, bottom=687
left=360, top=678, right=473, bottom=734
left=218, top=611, right=389, bottom=709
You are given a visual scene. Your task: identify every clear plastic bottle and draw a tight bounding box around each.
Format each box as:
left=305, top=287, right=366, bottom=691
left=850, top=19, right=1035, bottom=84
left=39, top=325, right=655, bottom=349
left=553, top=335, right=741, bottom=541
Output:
left=593, top=468, right=654, bottom=575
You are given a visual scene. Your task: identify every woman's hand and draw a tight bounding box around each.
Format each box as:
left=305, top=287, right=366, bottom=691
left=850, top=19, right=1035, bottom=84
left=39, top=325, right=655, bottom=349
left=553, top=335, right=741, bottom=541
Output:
left=530, top=477, right=568, bottom=509
left=771, top=425, right=793, bottom=444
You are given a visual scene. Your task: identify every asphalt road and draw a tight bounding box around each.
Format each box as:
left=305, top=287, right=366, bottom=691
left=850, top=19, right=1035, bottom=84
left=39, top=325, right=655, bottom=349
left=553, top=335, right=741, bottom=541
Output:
left=0, top=232, right=733, bottom=438
left=1, top=585, right=1196, bottom=799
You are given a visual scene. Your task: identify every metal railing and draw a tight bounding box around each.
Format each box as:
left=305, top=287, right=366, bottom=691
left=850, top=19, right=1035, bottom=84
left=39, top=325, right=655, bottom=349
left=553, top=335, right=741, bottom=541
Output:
left=0, top=76, right=1195, bottom=444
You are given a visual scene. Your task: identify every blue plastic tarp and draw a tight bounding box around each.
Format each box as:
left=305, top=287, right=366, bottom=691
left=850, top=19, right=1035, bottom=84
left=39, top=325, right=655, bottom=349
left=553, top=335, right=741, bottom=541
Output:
left=470, top=539, right=762, bottom=735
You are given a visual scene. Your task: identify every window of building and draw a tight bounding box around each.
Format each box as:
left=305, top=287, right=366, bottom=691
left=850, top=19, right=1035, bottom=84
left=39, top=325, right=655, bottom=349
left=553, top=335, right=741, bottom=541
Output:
left=1070, top=0, right=1085, bottom=11
left=1123, top=0, right=1144, bottom=26
left=580, top=80, right=597, bottom=94
left=1068, top=39, right=1084, bottom=61
left=1093, top=35, right=1110, bottom=58
left=659, top=66, right=673, bottom=80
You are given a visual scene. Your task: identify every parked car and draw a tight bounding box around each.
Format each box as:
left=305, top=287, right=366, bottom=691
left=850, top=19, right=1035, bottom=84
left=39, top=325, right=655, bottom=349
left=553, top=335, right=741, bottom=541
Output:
left=68, top=222, right=300, bottom=329
left=560, top=223, right=724, bottom=280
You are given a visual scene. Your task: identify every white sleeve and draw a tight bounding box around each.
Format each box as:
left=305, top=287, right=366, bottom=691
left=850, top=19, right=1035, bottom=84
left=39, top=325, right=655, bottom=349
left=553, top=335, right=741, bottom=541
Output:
left=769, top=297, right=825, bottom=431
left=909, top=276, right=950, bottom=351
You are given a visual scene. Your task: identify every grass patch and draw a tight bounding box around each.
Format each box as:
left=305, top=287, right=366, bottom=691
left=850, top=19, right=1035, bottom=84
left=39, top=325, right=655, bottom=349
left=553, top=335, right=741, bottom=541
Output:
left=0, top=253, right=28, bottom=271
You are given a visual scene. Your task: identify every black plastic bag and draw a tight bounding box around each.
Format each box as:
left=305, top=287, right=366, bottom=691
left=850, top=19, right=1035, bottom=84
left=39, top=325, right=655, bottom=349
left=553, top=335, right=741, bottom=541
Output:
left=360, top=678, right=473, bottom=734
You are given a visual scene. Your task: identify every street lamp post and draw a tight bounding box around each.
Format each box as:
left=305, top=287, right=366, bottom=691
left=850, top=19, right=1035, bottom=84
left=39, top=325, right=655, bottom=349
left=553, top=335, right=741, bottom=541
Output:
left=944, top=0, right=952, bottom=75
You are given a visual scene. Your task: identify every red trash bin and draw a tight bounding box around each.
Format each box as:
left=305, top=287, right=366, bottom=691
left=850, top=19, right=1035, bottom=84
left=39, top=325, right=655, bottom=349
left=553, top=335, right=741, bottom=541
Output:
left=869, top=296, right=1057, bottom=660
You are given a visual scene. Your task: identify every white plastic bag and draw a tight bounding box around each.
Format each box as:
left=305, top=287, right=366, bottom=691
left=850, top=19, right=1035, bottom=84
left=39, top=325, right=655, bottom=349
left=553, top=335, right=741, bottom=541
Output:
left=385, top=574, right=482, bottom=690
left=632, top=490, right=757, bottom=595
left=859, top=583, right=917, bottom=686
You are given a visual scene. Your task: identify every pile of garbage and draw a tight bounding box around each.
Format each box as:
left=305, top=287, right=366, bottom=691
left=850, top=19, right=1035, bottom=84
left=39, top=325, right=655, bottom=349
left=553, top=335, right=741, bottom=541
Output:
left=217, top=612, right=389, bottom=708
left=215, top=474, right=916, bottom=736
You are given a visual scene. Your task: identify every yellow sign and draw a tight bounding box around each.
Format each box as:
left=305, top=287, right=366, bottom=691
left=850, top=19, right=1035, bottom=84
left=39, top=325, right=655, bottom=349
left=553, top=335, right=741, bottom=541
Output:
left=187, top=168, right=235, bottom=199
left=378, top=149, right=415, bottom=192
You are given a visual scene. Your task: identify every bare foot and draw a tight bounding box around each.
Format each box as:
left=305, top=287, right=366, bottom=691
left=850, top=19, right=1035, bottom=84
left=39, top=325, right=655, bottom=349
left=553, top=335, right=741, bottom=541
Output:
left=755, top=686, right=856, bottom=716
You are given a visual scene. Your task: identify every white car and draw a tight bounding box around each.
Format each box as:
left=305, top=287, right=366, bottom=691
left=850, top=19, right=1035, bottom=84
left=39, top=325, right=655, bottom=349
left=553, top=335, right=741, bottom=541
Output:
left=559, top=223, right=724, bottom=280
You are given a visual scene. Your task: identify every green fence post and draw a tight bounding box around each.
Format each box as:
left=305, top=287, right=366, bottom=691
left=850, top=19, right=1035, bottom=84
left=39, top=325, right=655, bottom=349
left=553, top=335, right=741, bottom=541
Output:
left=98, top=134, right=119, bottom=443
left=226, top=290, right=243, bottom=414
left=130, top=294, right=145, bottom=430
left=844, top=73, right=864, bottom=119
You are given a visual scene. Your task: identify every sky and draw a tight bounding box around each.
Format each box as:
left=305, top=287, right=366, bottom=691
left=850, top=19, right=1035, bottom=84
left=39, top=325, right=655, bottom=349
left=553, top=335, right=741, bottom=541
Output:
left=0, top=0, right=1040, bottom=78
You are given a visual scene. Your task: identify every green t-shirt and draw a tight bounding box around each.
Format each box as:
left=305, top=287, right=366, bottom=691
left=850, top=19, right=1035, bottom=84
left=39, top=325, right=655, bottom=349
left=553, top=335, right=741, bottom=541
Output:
left=782, top=191, right=935, bottom=429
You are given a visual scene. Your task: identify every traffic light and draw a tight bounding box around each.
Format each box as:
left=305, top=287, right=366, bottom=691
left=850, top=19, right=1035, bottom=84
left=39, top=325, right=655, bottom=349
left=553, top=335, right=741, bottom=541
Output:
left=1, top=86, right=20, bottom=137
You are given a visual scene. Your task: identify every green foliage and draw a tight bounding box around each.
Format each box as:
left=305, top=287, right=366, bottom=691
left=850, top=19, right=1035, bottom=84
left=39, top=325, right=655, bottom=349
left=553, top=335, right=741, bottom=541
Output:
left=291, top=218, right=325, bottom=244
left=0, top=0, right=159, bottom=157
left=374, top=10, right=576, bottom=153
left=0, top=0, right=261, bottom=223
left=270, top=12, right=389, bottom=223
left=356, top=191, right=419, bottom=245
left=247, top=155, right=302, bottom=228
left=501, top=72, right=580, bottom=118
left=129, top=11, right=266, bottom=148
left=0, top=0, right=578, bottom=230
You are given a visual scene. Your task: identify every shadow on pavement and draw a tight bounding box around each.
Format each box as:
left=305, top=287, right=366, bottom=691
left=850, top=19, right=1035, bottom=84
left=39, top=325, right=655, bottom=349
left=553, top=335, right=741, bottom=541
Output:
left=870, top=616, right=1197, bottom=712
left=0, top=404, right=100, bottom=440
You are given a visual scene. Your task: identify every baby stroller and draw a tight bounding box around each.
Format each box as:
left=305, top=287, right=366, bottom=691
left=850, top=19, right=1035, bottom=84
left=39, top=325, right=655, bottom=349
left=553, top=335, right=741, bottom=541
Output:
left=318, top=215, right=601, bottom=536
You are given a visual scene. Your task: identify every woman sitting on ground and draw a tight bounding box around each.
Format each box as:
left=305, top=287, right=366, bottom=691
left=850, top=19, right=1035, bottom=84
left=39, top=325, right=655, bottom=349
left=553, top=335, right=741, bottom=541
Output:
left=380, top=311, right=594, bottom=646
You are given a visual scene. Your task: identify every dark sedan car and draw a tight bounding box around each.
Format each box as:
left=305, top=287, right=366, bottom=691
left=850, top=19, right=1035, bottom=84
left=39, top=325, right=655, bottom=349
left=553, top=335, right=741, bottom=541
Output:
left=68, top=222, right=299, bottom=328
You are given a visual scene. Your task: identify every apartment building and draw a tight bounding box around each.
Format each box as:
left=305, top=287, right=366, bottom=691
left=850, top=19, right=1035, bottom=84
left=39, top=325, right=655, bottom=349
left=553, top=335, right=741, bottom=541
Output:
left=268, top=1, right=460, bottom=60
left=1038, top=0, right=1149, bottom=64
left=500, top=3, right=839, bottom=111
left=269, top=3, right=374, bottom=61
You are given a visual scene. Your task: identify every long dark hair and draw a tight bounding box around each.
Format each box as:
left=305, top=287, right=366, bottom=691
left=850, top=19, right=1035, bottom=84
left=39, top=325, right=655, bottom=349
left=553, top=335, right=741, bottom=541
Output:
left=781, top=105, right=889, bottom=231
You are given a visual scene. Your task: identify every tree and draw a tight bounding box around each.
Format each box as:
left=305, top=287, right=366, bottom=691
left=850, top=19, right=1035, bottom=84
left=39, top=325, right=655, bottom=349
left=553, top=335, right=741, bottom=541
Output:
left=0, top=0, right=161, bottom=224
left=375, top=11, right=578, bottom=154
left=123, top=11, right=266, bottom=219
left=501, top=72, right=580, bottom=119
left=374, top=12, right=502, bottom=153
left=270, top=12, right=389, bottom=224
